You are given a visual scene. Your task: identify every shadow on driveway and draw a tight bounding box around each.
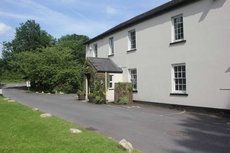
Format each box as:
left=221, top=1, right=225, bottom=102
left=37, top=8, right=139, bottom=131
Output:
left=167, top=115, right=230, bottom=153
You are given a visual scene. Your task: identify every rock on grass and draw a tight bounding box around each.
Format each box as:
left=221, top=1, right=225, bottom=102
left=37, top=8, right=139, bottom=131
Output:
left=8, top=100, right=16, bottom=103
left=40, top=113, right=52, bottom=118
left=32, top=108, right=39, bottom=111
left=118, top=139, right=133, bottom=153
left=70, top=128, right=82, bottom=134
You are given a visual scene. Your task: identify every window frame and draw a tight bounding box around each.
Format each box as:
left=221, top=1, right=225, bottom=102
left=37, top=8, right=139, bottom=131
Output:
left=109, top=75, right=113, bottom=89
left=93, top=43, right=98, bottom=57
left=172, top=14, right=184, bottom=42
left=128, top=30, right=136, bottom=50
left=171, top=63, right=187, bottom=94
left=109, top=37, right=114, bottom=56
left=129, top=68, right=137, bottom=91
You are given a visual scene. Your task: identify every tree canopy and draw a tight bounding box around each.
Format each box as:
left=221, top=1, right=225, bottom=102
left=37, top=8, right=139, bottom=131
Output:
left=0, top=20, right=89, bottom=93
left=2, top=20, right=54, bottom=59
left=10, top=46, right=84, bottom=93
left=57, top=34, right=89, bottom=64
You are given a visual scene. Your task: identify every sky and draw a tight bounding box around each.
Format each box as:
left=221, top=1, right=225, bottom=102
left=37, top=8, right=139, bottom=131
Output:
left=0, top=0, right=170, bottom=55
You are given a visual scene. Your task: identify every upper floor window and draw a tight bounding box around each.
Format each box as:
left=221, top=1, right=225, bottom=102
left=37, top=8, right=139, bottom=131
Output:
left=129, top=69, right=137, bottom=91
left=109, top=37, right=114, bottom=56
left=93, top=43, right=98, bottom=57
left=129, top=30, right=136, bottom=50
left=172, top=15, right=184, bottom=42
left=172, top=63, right=186, bottom=94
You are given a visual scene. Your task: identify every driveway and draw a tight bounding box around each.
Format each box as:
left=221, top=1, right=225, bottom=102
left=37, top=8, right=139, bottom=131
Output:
left=2, top=83, right=230, bottom=153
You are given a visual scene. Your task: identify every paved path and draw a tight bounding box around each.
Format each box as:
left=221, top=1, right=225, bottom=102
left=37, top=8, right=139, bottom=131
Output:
left=2, top=84, right=230, bottom=153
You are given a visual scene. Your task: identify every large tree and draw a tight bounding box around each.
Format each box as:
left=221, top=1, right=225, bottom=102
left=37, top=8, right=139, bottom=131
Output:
left=2, top=20, right=55, bottom=59
left=0, top=20, right=88, bottom=91
left=57, top=34, right=89, bottom=64
left=10, top=46, right=83, bottom=93
left=0, top=20, right=55, bottom=82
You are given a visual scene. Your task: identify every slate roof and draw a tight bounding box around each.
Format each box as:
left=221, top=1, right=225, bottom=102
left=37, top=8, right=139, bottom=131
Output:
left=84, top=0, right=199, bottom=45
left=87, top=57, right=123, bottom=73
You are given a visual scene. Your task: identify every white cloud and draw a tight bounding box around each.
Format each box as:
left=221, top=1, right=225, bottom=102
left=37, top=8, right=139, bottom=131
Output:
left=106, top=6, right=117, bottom=15
left=0, top=0, right=125, bottom=39
left=0, top=11, right=43, bottom=21
left=12, top=0, right=112, bottom=38
left=0, top=23, right=12, bottom=35
left=61, top=0, right=77, bottom=3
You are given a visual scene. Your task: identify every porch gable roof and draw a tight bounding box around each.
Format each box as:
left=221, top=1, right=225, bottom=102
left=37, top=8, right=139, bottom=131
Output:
left=87, top=57, right=123, bottom=73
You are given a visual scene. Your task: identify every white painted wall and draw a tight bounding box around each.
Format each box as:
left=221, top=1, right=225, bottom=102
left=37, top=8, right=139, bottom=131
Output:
left=86, top=0, right=230, bottom=110
left=106, top=73, right=123, bottom=102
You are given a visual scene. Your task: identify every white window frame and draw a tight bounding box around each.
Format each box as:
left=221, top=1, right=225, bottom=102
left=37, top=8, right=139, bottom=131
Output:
left=109, top=75, right=113, bottom=89
left=171, top=14, right=184, bottom=42
left=129, top=69, right=137, bottom=91
left=93, top=43, right=98, bottom=57
left=109, top=37, right=114, bottom=55
left=128, top=30, right=136, bottom=50
left=172, top=63, right=186, bottom=94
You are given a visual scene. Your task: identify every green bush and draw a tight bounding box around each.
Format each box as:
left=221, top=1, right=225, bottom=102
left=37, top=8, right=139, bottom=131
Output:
left=119, top=97, right=128, bottom=105
left=54, top=84, right=73, bottom=94
left=88, top=92, right=96, bottom=98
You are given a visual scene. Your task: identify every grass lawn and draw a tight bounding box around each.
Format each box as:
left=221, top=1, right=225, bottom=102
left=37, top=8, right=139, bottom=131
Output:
left=0, top=97, right=141, bottom=153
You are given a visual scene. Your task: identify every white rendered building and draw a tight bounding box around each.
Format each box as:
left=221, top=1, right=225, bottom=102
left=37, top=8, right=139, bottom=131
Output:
left=85, top=0, right=230, bottom=110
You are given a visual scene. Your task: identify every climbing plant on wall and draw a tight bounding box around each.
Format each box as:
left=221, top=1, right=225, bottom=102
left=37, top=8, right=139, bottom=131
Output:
left=83, top=60, right=107, bottom=104
left=114, top=82, right=133, bottom=104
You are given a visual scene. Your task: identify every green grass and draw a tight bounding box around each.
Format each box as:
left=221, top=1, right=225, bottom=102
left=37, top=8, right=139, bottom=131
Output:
left=0, top=97, right=141, bottom=153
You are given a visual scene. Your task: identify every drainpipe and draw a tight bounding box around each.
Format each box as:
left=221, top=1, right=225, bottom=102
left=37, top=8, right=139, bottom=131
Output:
left=105, top=72, right=107, bottom=91
left=105, top=72, right=107, bottom=101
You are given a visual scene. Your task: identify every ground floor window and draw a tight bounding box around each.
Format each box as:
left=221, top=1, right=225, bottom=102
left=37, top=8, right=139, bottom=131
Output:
left=172, top=63, right=186, bottom=93
left=109, top=75, right=113, bottom=89
left=129, top=69, right=137, bottom=91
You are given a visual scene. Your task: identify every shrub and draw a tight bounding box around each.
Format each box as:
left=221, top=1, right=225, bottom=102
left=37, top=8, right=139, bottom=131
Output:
left=54, top=84, right=73, bottom=94
left=88, top=93, right=95, bottom=99
left=118, top=97, right=128, bottom=105
left=77, top=90, right=85, bottom=95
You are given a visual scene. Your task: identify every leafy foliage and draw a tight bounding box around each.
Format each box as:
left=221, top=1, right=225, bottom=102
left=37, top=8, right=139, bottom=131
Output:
left=84, top=61, right=107, bottom=103
left=0, top=20, right=55, bottom=82
left=115, top=82, right=133, bottom=104
left=0, top=20, right=89, bottom=93
left=118, top=97, right=128, bottom=105
left=57, top=34, right=89, bottom=64
left=2, top=20, right=54, bottom=59
left=10, top=46, right=83, bottom=93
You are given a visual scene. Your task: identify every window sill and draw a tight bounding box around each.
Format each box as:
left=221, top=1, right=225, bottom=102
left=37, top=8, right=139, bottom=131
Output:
left=170, top=40, right=186, bottom=45
left=133, top=90, right=138, bottom=93
left=109, top=88, right=114, bottom=90
left=127, top=49, right=136, bottom=53
left=108, top=54, right=114, bottom=57
left=170, top=93, right=188, bottom=96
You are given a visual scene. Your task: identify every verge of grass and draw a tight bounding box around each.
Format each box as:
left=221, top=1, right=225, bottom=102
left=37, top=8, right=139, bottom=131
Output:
left=0, top=97, right=141, bottom=153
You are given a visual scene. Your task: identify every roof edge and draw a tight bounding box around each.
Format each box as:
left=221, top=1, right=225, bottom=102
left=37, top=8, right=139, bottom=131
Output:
left=87, top=57, right=123, bottom=73
left=84, top=0, right=199, bottom=45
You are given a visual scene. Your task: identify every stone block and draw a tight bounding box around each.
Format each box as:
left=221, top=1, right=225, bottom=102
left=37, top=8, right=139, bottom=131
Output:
left=118, top=139, right=133, bottom=153
left=8, top=100, right=16, bottom=103
left=70, top=128, right=82, bottom=134
left=32, top=108, right=39, bottom=111
left=40, top=113, right=52, bottom=118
